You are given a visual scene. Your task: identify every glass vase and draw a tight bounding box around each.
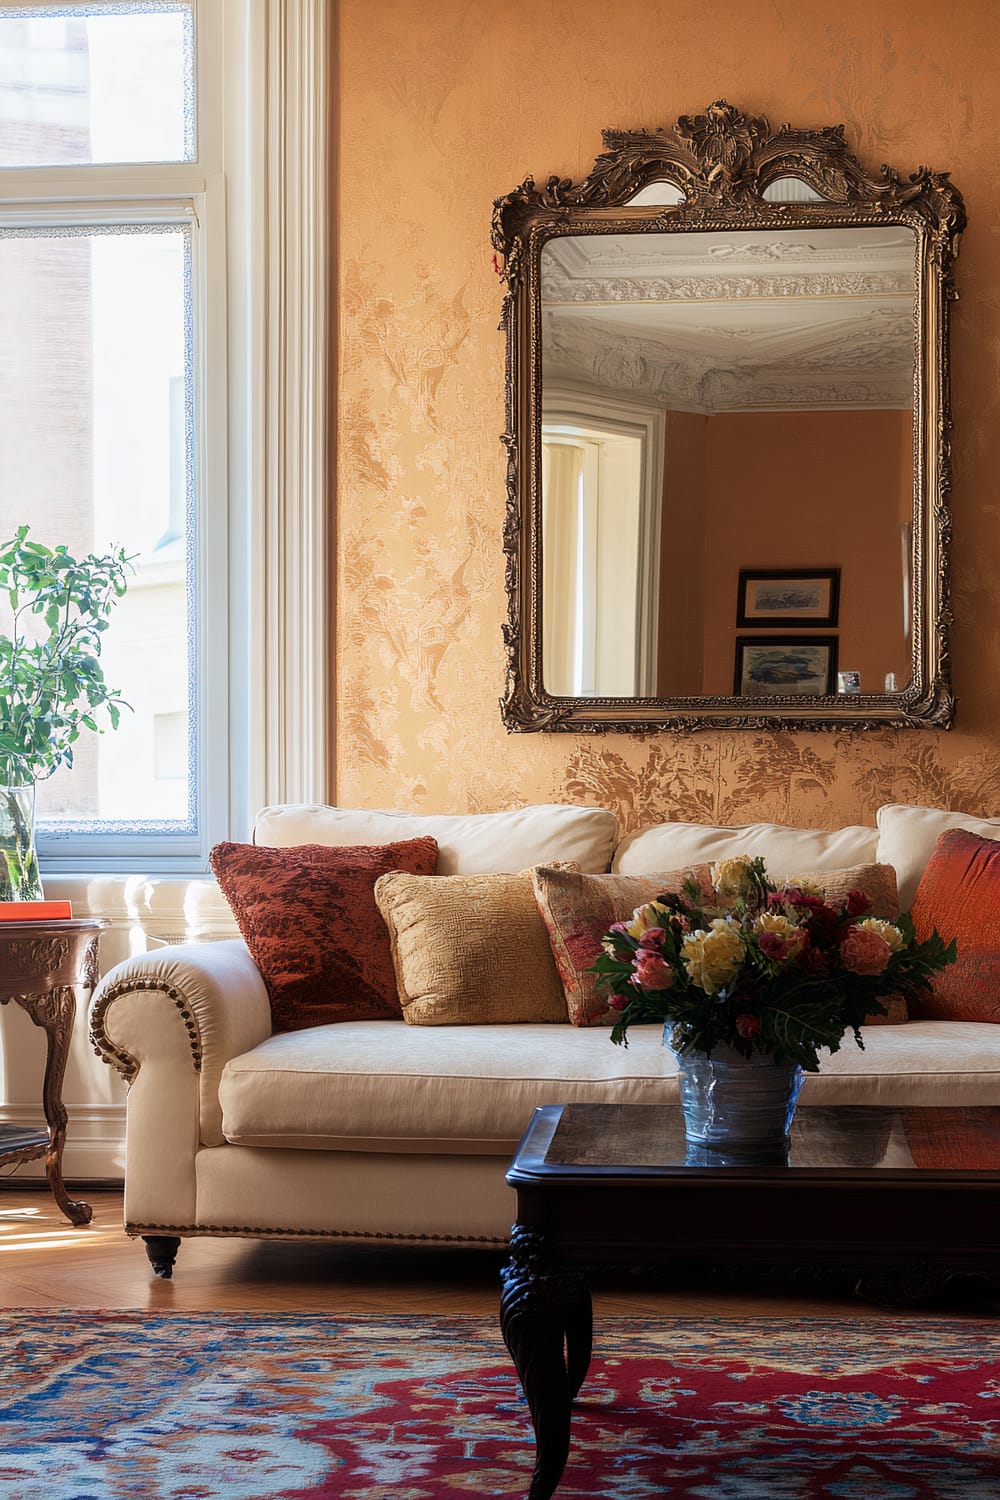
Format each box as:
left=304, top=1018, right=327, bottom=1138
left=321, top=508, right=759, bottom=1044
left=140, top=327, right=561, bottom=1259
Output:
left=0, top=783, right=43, bottom=902
left=668, top=1028, right=804, bottom=1153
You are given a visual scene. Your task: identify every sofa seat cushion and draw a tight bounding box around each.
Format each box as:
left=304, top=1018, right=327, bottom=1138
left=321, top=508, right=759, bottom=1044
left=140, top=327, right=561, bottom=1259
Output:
left=217, top=1020, right=1000, bottom=1153
left=219, top=1021, right=673, bottom=1153
left=798, top=1022, right=1000, bottom=1105
left=253, top=802, right=619, bottom=876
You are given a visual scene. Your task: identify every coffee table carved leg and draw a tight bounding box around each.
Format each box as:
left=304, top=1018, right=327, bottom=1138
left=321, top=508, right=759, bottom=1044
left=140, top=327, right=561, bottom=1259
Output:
left=143, top=1235, right=182, bottom=1279
left=500, top=1224, right=592, bottom=1500
left=22, top=985, right=92, bottom=1227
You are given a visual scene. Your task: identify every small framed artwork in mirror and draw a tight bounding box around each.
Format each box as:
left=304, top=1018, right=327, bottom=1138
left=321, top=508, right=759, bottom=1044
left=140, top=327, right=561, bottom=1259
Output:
left=737, top=569, right=840, bottom=628
left=735, top=637, right=838, bottom=698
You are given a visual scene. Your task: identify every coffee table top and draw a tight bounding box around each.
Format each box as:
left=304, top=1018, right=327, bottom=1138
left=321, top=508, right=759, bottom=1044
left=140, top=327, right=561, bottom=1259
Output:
left=508, top=1103, right=1000, bottom=1183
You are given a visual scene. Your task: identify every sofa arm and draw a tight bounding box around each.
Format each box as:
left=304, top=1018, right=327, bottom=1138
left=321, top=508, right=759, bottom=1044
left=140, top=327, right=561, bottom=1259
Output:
left=89, top=938, right=272, bottom=1149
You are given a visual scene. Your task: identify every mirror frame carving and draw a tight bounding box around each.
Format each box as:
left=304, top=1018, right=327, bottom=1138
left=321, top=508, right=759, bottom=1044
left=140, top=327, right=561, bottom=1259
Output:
left=493, top=101, right=965, bottom=732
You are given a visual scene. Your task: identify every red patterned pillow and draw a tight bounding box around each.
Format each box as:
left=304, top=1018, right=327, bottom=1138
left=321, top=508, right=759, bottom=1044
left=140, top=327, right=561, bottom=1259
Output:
left=909, top=829, right=999, bottom=1022
left=210, top=838, right=438, bottom=1032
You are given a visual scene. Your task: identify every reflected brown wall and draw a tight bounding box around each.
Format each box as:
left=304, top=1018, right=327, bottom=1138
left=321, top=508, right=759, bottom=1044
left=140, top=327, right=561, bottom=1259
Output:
left=700, top=410, right=909, bottom=695
left=657, top=410, right=707, bottom=695
left=336, top=0, right=1000, bottom=835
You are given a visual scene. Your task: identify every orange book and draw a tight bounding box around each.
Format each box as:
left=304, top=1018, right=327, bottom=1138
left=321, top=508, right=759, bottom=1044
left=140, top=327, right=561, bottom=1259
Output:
left=0, top=900, right=73, bottom=921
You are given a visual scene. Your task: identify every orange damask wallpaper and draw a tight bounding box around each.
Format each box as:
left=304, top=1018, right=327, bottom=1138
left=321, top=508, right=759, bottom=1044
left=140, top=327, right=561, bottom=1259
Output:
left=335, top=0, right=1000, bottom=836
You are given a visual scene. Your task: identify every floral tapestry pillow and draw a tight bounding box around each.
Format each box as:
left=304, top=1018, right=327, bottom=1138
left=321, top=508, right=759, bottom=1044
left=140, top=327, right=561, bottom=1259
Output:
left=909, top=829, right=999, bottom=1022
left=531, top=865, right=713, bottom=1027
left=209, top=837, right=438, bottom=1032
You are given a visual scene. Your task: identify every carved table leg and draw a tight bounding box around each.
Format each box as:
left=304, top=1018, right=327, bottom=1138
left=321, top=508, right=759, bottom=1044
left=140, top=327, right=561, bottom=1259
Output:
left=25, top=984, right=92, bottom=1226
left=500, top=1224, right=592, bottom=1500
left=143, top=1235, right=182, bottom=1279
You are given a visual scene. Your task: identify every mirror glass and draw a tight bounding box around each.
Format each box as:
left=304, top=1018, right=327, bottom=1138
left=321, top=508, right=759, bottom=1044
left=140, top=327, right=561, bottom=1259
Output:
left=540, top=224, right=916, bottom=700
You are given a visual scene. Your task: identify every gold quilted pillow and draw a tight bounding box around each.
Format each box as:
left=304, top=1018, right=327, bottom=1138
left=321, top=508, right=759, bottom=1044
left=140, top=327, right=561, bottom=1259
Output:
left=785, top=862, right=905, bottom=1024
left=374, top=867, right=572, bottom=1025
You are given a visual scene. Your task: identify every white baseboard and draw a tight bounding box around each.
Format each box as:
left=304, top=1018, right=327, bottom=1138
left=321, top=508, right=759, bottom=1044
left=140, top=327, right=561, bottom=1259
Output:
left=0, top=1103, right=126, bottom=1182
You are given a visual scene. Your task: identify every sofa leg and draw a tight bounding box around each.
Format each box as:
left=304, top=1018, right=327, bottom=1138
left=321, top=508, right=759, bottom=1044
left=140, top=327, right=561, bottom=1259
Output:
left=142, top=1235, right=181, bottom=1279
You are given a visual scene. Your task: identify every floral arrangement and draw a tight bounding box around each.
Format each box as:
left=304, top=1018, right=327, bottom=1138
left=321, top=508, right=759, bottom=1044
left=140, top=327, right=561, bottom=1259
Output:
left=591, top=856, right=956, bottom=1071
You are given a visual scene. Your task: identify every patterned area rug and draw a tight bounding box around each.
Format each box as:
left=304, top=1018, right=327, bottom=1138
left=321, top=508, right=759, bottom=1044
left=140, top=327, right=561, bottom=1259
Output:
left=2, top=1312, right=999, bottom=1498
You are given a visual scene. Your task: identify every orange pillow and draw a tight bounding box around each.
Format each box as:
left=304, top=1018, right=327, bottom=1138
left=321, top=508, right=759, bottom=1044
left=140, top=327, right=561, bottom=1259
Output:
left=531, top=865, right=713, bottom=1026
left=210, top=838, right=438, bottom=1032
left=909, top=829, right=998, bottom=1022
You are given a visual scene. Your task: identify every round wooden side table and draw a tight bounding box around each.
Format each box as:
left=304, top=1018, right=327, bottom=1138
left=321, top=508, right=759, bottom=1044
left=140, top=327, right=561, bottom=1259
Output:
left=0, top=918, right=107, bottom=1226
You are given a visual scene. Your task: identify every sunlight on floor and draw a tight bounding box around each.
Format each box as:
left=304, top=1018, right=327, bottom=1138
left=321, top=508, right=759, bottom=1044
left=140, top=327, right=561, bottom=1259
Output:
left=0, top=1206, right=101, bottom=1252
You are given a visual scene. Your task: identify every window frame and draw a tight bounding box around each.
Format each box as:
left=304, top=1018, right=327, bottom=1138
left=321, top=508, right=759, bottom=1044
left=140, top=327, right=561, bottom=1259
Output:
left=0, top=0, right=331, bottom=875
left=0, top=0, right=230, bottom=873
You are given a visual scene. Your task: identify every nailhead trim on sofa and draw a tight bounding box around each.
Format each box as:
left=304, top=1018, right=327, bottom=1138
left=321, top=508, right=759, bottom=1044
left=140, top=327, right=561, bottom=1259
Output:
left=89, top=977, right=203, bottom=1082
left=125, top=1220, right=507, bottom=1246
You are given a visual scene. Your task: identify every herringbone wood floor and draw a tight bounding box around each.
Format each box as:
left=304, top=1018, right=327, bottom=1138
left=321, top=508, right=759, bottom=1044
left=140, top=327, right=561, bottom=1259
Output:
left=0, top=1183, right=954, bottom=1318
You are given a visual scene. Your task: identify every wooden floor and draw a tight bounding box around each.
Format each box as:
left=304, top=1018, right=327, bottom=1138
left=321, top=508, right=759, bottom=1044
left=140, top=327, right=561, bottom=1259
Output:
left=2, top=1182, right=991, bottom=1320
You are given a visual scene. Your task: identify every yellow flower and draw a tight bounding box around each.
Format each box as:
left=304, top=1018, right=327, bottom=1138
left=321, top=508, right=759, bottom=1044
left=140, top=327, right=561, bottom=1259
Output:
left=712, top=856, right=755, bottom=900
left=856, top=917, right=905, bottom=953
left=624, top=900, right=673, bottom=941
left=681, top=918, right=744, bottom=995
left=754, top=911, right=800, bottom=939
left=785, top=876, right=824, bottom=897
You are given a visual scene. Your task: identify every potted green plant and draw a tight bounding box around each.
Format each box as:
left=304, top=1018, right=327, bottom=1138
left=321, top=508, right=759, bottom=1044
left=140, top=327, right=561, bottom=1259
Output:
left=0, top=527, right=132, bottom=902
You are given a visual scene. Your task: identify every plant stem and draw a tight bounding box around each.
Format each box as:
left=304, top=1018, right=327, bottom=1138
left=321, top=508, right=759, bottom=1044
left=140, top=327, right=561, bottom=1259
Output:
left=0, top=785, right=43, bottom=901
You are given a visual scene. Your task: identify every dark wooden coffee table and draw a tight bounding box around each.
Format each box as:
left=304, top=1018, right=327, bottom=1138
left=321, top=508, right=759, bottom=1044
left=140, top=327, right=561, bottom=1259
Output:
left=500, top=1101, right=1000, bottom=1499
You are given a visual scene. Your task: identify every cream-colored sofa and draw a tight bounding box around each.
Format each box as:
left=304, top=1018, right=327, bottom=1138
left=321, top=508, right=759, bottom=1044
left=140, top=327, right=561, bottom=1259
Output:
left=88, top=800, right=1000, bottom=1271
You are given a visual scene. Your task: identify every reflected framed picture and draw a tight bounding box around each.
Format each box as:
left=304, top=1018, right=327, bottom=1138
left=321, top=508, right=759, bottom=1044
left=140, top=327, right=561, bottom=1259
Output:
left=737, top=568, right=840, bottom=627
left=735, top=637, right=838, bottom=698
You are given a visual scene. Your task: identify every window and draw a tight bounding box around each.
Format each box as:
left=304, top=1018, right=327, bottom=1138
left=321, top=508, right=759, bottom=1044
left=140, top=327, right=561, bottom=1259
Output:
left=542, top=390, right=664, bottom=698
left=0, top=3, right=194, bottom=167
left=0, top=0, right=228, bottom=871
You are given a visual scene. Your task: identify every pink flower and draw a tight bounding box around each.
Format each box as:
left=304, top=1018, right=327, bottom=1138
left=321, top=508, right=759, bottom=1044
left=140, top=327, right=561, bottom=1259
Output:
left=735, top=1013, right=761, bottom=1039
left=638, top=926, right=667, bottom=949
left=759, top=928, right=807, bottom=963
left=606, top=992, right=629, bottom=1011
left=840, top=924, right=891, bottom=976
left=632, top=950, right=674, bottom=991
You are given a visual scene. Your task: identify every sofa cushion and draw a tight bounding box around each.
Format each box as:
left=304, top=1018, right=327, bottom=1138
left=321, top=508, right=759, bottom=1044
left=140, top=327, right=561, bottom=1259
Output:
left=374, top=868, right=569, bottom=1025
left=217, top=1018, right=1000, bottom=1153
left=530, top=865, right=713, bottom=1027
left=209, top=838, right=438, bottom=1032
left=219, top=1021, right=674, bottom=1151
left=613, top=819, right=878, bottom=878
left=877, top=803, right=1000, bottom=912
left=254, top=802, right=618, bottom=875
left=909, top=829, right=1000, bottom=1023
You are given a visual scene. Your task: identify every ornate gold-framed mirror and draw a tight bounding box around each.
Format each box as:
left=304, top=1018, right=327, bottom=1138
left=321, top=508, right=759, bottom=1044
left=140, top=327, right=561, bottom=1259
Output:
left=493, top=102, right=965, bottom=731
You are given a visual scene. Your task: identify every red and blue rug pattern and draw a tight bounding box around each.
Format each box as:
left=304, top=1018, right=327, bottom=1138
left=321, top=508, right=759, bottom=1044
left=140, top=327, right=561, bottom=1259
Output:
left=1, top=1312, right=999, bottom=1497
